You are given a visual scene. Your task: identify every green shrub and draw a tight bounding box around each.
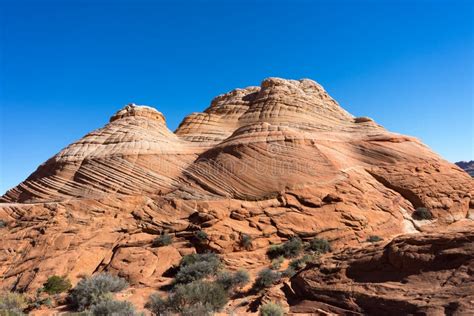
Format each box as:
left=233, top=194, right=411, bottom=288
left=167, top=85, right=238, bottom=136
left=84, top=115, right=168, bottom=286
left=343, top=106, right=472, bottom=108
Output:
left=145, top=294, right=169, bottom=315
left=216, top=269, right=250, bottom=291
left=307, top=238, right=331, bottom=253
left=289, top=257, right=307, bottom=270
left=254, top=268, right=281, bottom=290
left=367, top=235, right=383, bottom=243
left=240, top=234, right=253, bottom=250
left=267, top=238, right=303, bottom=259
left=194, top=230, right=208, bottom=243
left=413, top=207, right=433, bottom=220
left=90, top=299, right=137, bottom=316
left=270, top=256, right=284, bottom=270
left=0, top=220, right=6, bottom=228
left=43, top=275, right=72, bottom=294
left=282, top=266, right=296, bottom=278
left=147, top=281, right=228, bottom=315
left=174, top=253, right=221, bottom=284
left=152, top=233, right=172, bottom=247
left=0, top=292, right=27, bottom=315
left=260, top=302, right=284, bottom=316
left=68, top=273, right=128, bottom=311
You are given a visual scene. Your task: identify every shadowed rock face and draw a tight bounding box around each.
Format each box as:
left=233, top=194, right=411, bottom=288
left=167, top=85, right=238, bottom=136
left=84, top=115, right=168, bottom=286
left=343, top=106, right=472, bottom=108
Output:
left=456, top=160, right=474, bottom=177
left=291, top=230, right=474, bottom=315
left=0, top=78, right=473, bottom=313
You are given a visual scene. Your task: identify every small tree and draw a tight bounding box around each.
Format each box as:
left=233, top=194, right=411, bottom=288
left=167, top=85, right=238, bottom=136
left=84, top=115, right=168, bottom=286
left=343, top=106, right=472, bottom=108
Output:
left=260, top=302, right=284, bottom=316
left=152, top=233, right=172, bottom=247
left=0, top=220, right=6, bottom=228
left=43, top=275, right=72, bottom=294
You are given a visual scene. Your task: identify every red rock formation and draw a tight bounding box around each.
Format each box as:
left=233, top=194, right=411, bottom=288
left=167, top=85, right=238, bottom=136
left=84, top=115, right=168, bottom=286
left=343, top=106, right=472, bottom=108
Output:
left=0, top=78, right=472, bottom=314
left=291, top=229, right=474, bottom=315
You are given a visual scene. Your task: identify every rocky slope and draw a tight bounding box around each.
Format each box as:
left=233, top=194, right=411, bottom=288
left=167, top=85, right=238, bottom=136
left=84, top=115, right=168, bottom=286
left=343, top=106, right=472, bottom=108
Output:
left=0, top=78, right=473, bottom=314
left=456, top=160, right=474, bottom=177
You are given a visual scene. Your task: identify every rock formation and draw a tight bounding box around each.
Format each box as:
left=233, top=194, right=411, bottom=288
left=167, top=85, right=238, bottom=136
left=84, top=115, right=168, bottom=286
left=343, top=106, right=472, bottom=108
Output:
left=456, top=160, right=474, bottom=177
left=0, top=78, right=473, bottom=314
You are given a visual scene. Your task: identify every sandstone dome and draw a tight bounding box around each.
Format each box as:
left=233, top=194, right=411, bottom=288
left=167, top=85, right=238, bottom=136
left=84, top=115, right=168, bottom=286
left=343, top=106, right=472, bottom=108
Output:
left=0, top=78, right=472, bottom=315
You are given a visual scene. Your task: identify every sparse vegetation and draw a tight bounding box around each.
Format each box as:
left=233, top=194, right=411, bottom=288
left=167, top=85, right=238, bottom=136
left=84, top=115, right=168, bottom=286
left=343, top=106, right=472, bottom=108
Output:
left=0, top=291, right=27, bottom=315
left=68, top=273, right=128, bottom=311
left=43, top=275, right=72, bottom=294
left=0, top=220, right=6, bottom=228
left=254, top=268, right=281, bottom=290
left=266, top=237, right=303, bottom=259
left=260, top=302, right=285, bottom=316
left=282, top=266, right=296, bottom=278
left=147, top=280, right=228, bottom=315
left=413, top=207, right=433, bottom=220
left=194, top=230, right=208, bottom=243
left=90, top=299, right=137, bottom=316
left=174, top=253, right=221, bottom=284
left=289, top=255, right=311, bottom=270
left=270, top=256, right=284, bottom=270
left=240, top=234, right=253, bottom=250
left=152, top=233, right=172, bottom=247
left=216, top=269, right=250, bottom=291
left=367, top=235, right=383, bottom=243
left=307, top=238, right=331, bottom=253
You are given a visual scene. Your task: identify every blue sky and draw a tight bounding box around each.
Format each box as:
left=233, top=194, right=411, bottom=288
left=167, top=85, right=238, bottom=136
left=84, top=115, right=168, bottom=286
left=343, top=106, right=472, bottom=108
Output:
left=0, top=0, right=473, bottom=195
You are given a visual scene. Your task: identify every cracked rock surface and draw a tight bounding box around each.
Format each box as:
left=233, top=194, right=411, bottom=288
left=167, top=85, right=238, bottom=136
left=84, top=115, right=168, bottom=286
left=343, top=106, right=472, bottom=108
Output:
left=0, top=78, right=472, bottom=314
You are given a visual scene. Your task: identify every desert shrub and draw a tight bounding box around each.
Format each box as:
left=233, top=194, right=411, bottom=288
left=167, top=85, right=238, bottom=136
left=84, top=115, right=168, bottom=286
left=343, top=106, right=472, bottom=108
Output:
left=216, top=269, right=250, bottom=291
left=0, top=220, right=6, bottom=228
left=367, top=235, right=383, bottom=243
left=174, top=253, right=221, bottom=285
left=145, top=294, right=169, bottom=316
left=147, top=281, right=228, bottom=315
left=68, top=273, right=128, bottom=311
left=90, top=299, right=137, bottom=316
left=289, top=257, right=307, bottom=270
left=270, top=256, right=284, bottom=270
left=240, top=234, right=253, bottom=250
left=0, top=292, right=27, bottom=315
left=43, top=275, right=72, bottom=294
left=152, top=233, right=172, bottom=247
left=194, top=230, right=208, bottom=243
left=282, top=266, right=296, bottom=278
left=267, top=238, right=303, bottom=259
left=307, top=238, right=331, bottom=253
left=260, top=302, right=284, bottom=316
left=254, top=269, right=281, bottom=290
left=413, top=207, right=433, bottom=220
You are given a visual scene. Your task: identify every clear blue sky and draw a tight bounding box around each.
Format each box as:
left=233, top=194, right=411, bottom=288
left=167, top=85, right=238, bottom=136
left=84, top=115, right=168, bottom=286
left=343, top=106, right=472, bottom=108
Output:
left=0, top=0, right=473, bottom=195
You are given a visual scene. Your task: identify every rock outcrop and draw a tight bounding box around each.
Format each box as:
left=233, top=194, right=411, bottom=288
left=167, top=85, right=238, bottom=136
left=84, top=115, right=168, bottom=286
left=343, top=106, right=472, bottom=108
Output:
left=0, top=78, right=473, bottom=314
left=291, top=229, right=474, bottom=315
left=456, top=160, right=474, bottom=177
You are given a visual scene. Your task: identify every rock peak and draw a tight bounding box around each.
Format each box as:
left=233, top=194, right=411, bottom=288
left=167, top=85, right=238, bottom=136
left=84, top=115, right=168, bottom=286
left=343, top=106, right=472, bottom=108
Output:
left=110, top=103, right=166, bottom=124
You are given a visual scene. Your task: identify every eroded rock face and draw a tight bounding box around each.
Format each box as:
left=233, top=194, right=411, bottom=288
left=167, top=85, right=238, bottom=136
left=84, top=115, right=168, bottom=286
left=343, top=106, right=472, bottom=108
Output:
left=291, top=230, right=474, bottom=315
left=0, top=78, right=472, bottom=313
